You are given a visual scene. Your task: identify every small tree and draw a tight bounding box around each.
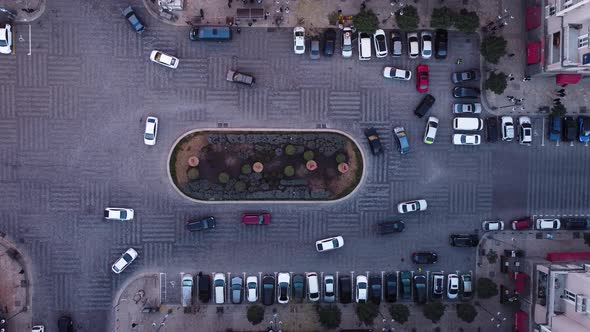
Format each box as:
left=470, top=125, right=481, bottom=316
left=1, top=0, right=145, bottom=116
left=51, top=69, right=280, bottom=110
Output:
left=318, top=304, right=342, bottom=329
left=551, top=103, right=567, bottom=116
left=395, top=6, right=419, bottom=31
left=456, top=303, right=478, bottom=323
left=486, top=249, right=498, bottom=264
left=452, top=9, right=480, bottom=32
left=247, top=305, right=265, bottom=325
left=480, top=35, right=507, bottom=64
left=476, top=278, right=499, bottom=299
left=353, top=9, right=379, bottom=34
left=356, top=303, right=378, bottom=326
left=431, top=7, right=454, bottom=29
left=422, top=301, right=446, bottom=323
left=389, top=304, right=410, bottom=324
left=486, top=72, right=508, bottom=95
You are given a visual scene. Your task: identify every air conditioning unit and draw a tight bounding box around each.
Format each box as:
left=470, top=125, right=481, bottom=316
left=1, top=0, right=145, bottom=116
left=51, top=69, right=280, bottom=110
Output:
left=545, top=5, right=556, bottom=17
left=575, top=294, right=587, bottom=313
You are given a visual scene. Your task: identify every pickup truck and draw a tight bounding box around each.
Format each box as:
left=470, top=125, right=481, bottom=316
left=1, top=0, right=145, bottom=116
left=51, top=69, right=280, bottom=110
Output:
left=226, top=70, right=255, bottom=86
left=186, top=216, right=216, bottom=232
left=399, top=271, right=411, bottom=300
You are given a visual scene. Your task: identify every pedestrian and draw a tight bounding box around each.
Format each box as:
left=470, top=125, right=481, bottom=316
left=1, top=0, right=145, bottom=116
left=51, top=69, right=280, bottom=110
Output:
left=509, top=77, right=515, bottom=81
left=553, top=98, right=561, bottom=102
left=508, top=53, right=515, bottom=57
left=507, top=95, right=514, bottom=99
left=361, top=1, right=367, bottom=10
left=491, top=26, right=498, bottom=32
left=265, top=11, right=269, bottom=20
left=507, top=73, right=513, bottom=77
left=279, top=6, right=283, bottom=13
left=228, top=2, right=231, bottom=8
left=248, top=21, right=252, bottom=26
left=285, top=7, right=289, bottom=13
left=556, top=88, right=565, bottom=93
left=132, top=323, right=138, bottom=328
left=237, top=28, right=241, bottom=33
left=200, top=8, right=204, bottom=18
left=19, top=269, right=24, bottom=274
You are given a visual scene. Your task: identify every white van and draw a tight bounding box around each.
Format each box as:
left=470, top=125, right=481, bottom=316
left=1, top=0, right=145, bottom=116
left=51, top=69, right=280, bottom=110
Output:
left=307, top=272, right=320, bottom=301
left=453, top=117, right=483, bottom=131
left=358, top=32, right=372, bottom=61
left=214, top=273, right=226, bottom=304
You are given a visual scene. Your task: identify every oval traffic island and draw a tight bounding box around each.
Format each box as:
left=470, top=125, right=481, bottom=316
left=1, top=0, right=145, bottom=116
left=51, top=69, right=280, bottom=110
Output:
left=168, top=129, right=365, bottom=202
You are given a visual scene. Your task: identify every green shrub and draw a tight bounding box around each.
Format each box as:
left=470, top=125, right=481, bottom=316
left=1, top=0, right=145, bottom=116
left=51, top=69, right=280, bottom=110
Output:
left=423, top=301, right=446, bottom=323
left=431, top=7, right=454, bottom=29
left=476, top=278, right=499, bottom=299
left=355, top=303, right=378, bottom=326
left=318, top=304, right=342, bottom=329
left=285, top=145, right=296, bottom=155
left=353, top=9, right=379, bottom=34
left=389, top=304, right=410, bottom=324
left=452, top=8, right=480, bottom=32
left=241, top=164, right=252, bottom=174
left=304, top=150, right=315, bottom=161
left=336, top=153, right=346, bottom=163
left=395, top=6, right=419, bottom=31
left=456, top=303, right=478, bottom=323
left=235, top=181, right=246, bottom=192
left=486, top=72, right=508, bottom=95
left=284, top=165, right=295, bottom=177
left=328, top=10, right=339, bottom=26
left=480, top=35, right=507, bottom=64
left=187, top=168, right=199, bottom=180
left=218, top=172, right=230, bottom=184
left=247, top=305, right=265, bottom=325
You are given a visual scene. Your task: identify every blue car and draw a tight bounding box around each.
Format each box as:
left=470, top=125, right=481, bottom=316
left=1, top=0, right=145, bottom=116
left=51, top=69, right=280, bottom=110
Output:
left=579, top=116, right=590, bottom=143
left=548, top=115, right=561, bottom=141
left=393, top=126, right=410, bottom=155
left=122, top=7, right=145, bottom=33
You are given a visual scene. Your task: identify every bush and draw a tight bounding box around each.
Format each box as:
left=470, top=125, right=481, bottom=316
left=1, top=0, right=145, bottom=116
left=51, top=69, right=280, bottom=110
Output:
left=389, top=304, right=410, bottom=324
left=486, top=249, right=498, bottom=264
left=218, top=172, right=230, bottom=184
left=431, top=7, right=454, bottom=29
left=328, top=10, right=339, bottom=26
left=285, top=145, right=296, bottom=155
left=480, top=35, right=507, bottom=64
left=353, top=9, right=379, bottom=34
left=304, top=150, right=315, bottom=161
left=187, top=168, right=199, bottom=180
left=476, top=278, right=499, bottom=299
left=235, top=181, right=246, bottom=192
left=552, top=103, right=567, bottom=116
left=456, top=303, right=478, bottom=323
left=486, top=72, right=508, bottom=95
left=355, top=303, right=378, bottom=326
left=336, top=153, right=346, bottom=163
left=395, top=6, right=419, bottom=31
left=422, top=301, right=446, bottom=323
left=318, top=304, right=342, bottom=329
left=452, top=9, right=480, bottom=32
left=241, top=164, right=252, bottom=174
left=284, top=165, right=295, bottom=177
left=247, top=305, right=265, bottom=325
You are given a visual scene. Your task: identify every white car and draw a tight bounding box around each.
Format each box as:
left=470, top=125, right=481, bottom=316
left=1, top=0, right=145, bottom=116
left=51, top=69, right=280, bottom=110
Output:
left=214, top=272, right=226, bottom=304
left=32, top=326, right=45, bottom=332
left=453, top=103, right=482, bottom=114
left=342, top=27, right=353, bottom=58
left=373, top=29, right=388, bottom=58
left=0, top=24, right=12, bottom=55
left=246, top=275, right=258, bottom=302
left=536, top=218, right=561, bottom=230
left=397, top=200, right=427, bottom=214
left=420, top=31, right=432, bottom=59
left=383, top=67, right=411, bottom=80
left=104, top=208, right=134, bottom=221
left=356, top=275, right=368, bottom=303
left=518, top=116, right=532, bottom=145
left=316, top=236, right=344, bottom=252
left=294, top=26, right=305, bottom=54
left=150, top=50, right=179, bottom=69
left=144, top=116, right=158, bottom=145
left=501, top=116, right=514, bottom=141
left=453, top=134, right=481, bottom=145
left=407, top=32, right=419, bottom=59
left=423, top=116, right=439, bottom=144
left=447, top=274, right=459, bottom=299
left=277, top=272, right=290, bottom=304
left=111, top=248, right=138, bottom=274
left=482, top=220, right=504, bottom=231
left=324, top=274, right=335, bottom=302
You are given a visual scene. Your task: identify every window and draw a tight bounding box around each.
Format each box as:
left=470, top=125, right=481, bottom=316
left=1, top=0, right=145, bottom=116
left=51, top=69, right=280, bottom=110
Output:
left=578, top=35, right=589, bottom=48
left=564, top=289, right=576, bottom=302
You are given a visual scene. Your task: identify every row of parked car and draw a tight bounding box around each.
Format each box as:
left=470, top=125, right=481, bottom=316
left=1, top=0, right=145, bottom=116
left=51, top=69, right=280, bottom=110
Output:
left=548, top=115, right=590, bottom=143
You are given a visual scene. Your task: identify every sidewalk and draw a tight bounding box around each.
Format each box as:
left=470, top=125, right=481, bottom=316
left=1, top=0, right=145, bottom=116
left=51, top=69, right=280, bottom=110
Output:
left=0, top=0, right=46, bottom=22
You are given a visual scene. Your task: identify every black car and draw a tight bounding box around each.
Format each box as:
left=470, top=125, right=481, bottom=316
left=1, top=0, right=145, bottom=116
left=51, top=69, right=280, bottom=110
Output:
left=486, top=117, right=499, bottom=142
left=562, top=217, right=589, bottom=230
left=122, top=6, right=145, bottom=33
left=369, top=275, right=382, bottom=305
left=186, top=216, right=216, bottom=232
left=452, top=86, right=480, bottom=99
left=411, top=251, right=438, bottom=264
left=262, top=275, right=275, bottom=306
left=449, top=234, right=479, bottom=247
left=292, top=274, right=305, bottom=301
left=434, top=29, right=448, bottom=59
left=451, top=70, right=480, bottom=84
left=58, top=316, right=74, bottom=332
left=226, top=70, right=255, bottom=86
left=414, top=94, right=436, bottom=118
left=324, top=28, right=336, bottom=56
left=364, top=127, right=384, bottom=155
left=384, top=273, right=397, bottom=302
left=378, top=220, right=405, bottom=234
left=413, top=274, right=427, bottom=304
left=339, top=275, right=352, bottom=304
left=198, top=273, right=211, bottom=303
left=562, top=116, right=576, bottom=142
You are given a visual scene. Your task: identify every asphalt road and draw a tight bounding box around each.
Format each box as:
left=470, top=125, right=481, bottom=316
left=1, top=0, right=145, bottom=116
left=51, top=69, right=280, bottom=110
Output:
left=0, top=0, right=589, bottom=330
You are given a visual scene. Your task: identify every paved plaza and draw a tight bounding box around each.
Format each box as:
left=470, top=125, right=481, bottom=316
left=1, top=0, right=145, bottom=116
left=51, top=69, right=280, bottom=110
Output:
left=0, top=0, right=589, bottom=330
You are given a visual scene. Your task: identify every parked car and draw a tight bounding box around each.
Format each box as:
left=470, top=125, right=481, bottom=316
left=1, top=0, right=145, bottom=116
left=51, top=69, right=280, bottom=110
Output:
left=214, top=273, right=226, bottom=304
left=548, top=115, right=561, bottom=141
left=182, top=273, right=193, bottom=307
left=562, top=217, right=589, bottom=230
left=434, top=29, right=448, bottom=59
left=315, top=236, right=344, bottom=252
left=339, top=275, right=352, bottom=304
left=307, top=272, right=320, bottom=301
left=399, top=271, right=411, bottom=300
left=486, top=117, right=499, bottom=142
left=293, top=27, right=305, bottom=54
left=536, top=218, right=561, bottom=230
left=186, top=216, right=216, bottom=232
left=358, top=32, right=372, bottom=60
left=447, top=274, right=459, bottom=299
left=374, top=29, right=388, bottom=57
left=150, top=50, right=179, bottom=69
left=199, top=274, right=211, bottom=302
left=420, top=31, right=432, bottom=59
left=423, top=116, right=439, bottom=144
left=449, top=234, right=479, bottom=247
left=231, top=276, right=243, bottom=304
left=242, top=212, right=271, bottom=225
left=378, top=220, right=405, bottom=234
left=0, top=24, right=12, bottom=55
left=432, top=273, right=444, bottom=298
left=356, top=275, right=368, bottom=303
left=310, top=38, right=320, bottom=60
left=460, top=274, right=473, bottom=300
left=452, top=86, right=480, bottom=98
left=411, top=251, right=438, bottom=264
left=364, top=127, right=384, bottom=155
left=578, top=116, right=590, bottom=142
left=111, top=248, right=138, bottom=274
left=57, top=316, right=73, bottom=332
left=452, top=134, right=481, bottom=145
left=414, top=94, right=436, bottom=118
left=369, top=275, right=382, bottom=305
left=393, top=126, right=410, bottom=154
left=413, top=274, right=427, bottom=304
left=407, top=32, right=419, bottom=58
left=104, top=208, right=134, bottom=221
left=453, top=117, right=483, bottom=131
left=391, top=30, right=403, bottom=57
left=511, top=217, right=533, bottom=230
left=143, top=116, right=158, bottom=145
left=453, top=103, right=482, bottom=114
left=416, top=64, right=429, bottom=93
left=226, top=70, right=255, bottom=86
left=324, top=274, right=336, bottom=302
left=324, top=29, right=336, bottom=56
left=262, top=275, right=275, bottom=305
left=482, top=220, right=504, bottom=231
left=246, top=275, right=258, bottom=302
left=501, top=116, right=515, bottom=141
left=383, top=66, right=412, bottom=80
left=384, top=273, right=397, bottom=302
left=563, top=116, right=576, bottom=142
left=277, top=272, right=290, bottom=304
left=342, top=27, right=353, bottom=58
left=292, top=274, right=305, bottom=301
left=32, top=325, right=45, bottom=332
left=518, top=116, right=532, bottom=145
left=451, top=69, right=480, bottom=84
left=398, top=199, right=427, bottom=214
left=122, top=7, right=145, bottom=33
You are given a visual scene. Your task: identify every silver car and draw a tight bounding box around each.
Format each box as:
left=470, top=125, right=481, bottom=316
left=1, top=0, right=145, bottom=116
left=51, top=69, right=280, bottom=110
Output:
left=231, top=276, right=243, bottom=304
left=324, top=274, right=335, bottom=302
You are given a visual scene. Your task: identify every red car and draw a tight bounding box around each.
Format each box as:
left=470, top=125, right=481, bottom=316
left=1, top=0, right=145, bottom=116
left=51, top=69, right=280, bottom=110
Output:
left=242, top=212, right=271, bottom=225
left=416, top=64, right=429, bottom=93
left=511, top=217, right=532, bottom=230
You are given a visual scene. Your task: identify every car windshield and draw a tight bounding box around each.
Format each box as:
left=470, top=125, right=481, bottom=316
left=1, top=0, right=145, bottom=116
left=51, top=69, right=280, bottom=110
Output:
left=264, top=283, right=273, bottom=289
left=215, top=280, right=224, bottom=286
left=331, top=239, right=339, bottom=247
left=145, top=132, right=154, bottom=139
left=119, top=211, right=127, bottom=218
left=183, top=279, right=192, bottom=286
left=248, top=282, right=256, bottom=289
left=358, top=282, right=367, bottom=289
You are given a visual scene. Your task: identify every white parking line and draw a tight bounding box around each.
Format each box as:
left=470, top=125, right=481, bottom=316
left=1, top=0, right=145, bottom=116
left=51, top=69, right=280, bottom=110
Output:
left=541, top=117, right=545, bottom=146
left=381, top=271, right=385, bottom=301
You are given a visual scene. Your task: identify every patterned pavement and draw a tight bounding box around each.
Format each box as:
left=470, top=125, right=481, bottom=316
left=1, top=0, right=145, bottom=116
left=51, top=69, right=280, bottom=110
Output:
left=0, top=0, right=589, bottom=330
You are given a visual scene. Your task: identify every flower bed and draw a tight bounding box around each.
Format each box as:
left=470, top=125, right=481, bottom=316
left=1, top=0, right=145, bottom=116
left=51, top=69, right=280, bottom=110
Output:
left=169, top=130, right=364, bottom=201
